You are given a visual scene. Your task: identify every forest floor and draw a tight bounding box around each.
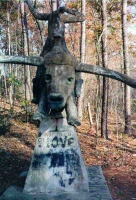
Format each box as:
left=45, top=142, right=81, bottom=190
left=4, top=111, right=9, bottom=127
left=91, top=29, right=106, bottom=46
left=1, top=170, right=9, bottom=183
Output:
left=0, top=103, right=136, bottom=200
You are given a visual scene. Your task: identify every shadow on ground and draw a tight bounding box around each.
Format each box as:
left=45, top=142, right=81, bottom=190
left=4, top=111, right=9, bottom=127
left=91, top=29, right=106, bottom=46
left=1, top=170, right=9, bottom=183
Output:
left=0, top=148, right=30, bottom=195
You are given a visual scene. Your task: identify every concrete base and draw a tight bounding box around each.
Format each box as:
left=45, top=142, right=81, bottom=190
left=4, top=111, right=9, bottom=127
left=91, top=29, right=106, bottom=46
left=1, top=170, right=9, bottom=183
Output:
left=23, top=118, right=89, bottom=195
left=0, top=166, right=112, bottom=200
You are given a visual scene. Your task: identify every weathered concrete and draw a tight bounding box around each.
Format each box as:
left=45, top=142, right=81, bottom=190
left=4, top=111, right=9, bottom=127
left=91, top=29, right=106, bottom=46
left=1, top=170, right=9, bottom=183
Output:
left=0, top=166, right=112, bottom=200
left=23, top=116, right=89, bottom=195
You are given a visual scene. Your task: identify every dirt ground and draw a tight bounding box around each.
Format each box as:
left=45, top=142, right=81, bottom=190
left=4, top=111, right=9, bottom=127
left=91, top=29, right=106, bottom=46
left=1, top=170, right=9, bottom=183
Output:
left=0, top=107, right=136, bottom=200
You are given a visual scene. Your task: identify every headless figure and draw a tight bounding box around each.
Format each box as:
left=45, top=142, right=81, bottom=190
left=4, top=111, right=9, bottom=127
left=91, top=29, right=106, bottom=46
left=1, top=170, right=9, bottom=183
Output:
left=25, top=0, right=84, bottom=126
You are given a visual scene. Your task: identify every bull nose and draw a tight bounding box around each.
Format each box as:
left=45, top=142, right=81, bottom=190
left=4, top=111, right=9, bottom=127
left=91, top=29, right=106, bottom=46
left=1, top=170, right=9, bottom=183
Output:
left=53, top=31, right=62, bottom=39
left=53, top=34, right=62, bottom=39
left=48, top=93, right=64, bottom=103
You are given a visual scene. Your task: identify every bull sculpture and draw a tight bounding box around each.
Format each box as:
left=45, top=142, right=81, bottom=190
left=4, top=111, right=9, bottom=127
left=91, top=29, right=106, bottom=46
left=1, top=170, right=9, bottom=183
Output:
left=24, top=0, right=84, bottom=105
left=0, top=4, right=136, bottom=127
left=24, top=0, right=85, bottom=126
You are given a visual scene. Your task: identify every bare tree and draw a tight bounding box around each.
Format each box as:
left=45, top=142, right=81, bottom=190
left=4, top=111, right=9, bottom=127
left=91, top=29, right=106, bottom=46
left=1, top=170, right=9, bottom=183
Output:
left=7, top=6, right=13, bottom=107
left=101, top=0, right=108, bottom=139
left=122, top=0, right=131, bottom=134
left=77, top=0, right=86, bottom=121
left=20, top=1, right=32, bottom=101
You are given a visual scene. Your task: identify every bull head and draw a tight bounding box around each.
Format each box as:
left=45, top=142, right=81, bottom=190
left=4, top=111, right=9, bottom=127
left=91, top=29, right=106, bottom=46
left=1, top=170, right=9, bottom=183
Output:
left=43, top=44, right=76, bottom=109
left=1, top=55, right=136, bottom=88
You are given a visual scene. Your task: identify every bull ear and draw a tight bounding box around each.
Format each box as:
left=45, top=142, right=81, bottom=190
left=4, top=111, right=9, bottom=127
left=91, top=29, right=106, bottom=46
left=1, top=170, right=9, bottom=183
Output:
left=0, top=55, right=44, bottom=66
left=76, top=62, right=136, bottom=88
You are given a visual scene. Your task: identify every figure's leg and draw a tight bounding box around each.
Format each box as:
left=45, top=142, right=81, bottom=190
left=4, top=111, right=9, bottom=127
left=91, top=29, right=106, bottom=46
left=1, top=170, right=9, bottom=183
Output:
left=33, top=89, right=49, bottom=121
left=32, top=37, right=54, bottom=104
left=75, top=72, right=83, bottom=98
left=66, top=95, right=81, bottom=126
left=31, top=77, right=40, bottom=104
left=31, top=66, right=43, bottom=104
left=32, top=36, right=55, bottom=104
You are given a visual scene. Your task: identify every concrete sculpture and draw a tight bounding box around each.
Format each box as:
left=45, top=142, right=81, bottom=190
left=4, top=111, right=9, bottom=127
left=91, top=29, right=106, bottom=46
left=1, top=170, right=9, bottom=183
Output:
left=0, top=1, right=136, bottom=198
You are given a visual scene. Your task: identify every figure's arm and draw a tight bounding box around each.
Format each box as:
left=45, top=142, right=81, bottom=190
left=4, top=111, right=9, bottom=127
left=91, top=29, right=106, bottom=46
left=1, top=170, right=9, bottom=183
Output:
left=25, top=0, right=49, bottom=20
left=60, top=7, right=85, bottom=23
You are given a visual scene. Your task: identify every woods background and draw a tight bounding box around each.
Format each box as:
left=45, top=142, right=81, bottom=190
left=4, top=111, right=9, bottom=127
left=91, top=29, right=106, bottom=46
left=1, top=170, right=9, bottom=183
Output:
left=0, top=1, right=136, bottom=200
left=0, top=0, right=136, bottom=137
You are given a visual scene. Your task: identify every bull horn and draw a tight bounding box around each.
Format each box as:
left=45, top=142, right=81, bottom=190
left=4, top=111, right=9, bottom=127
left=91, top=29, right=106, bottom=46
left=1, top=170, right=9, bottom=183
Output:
left=76, top=62, right=136, bottom=88
left=0, top=55, right=44, bottom=66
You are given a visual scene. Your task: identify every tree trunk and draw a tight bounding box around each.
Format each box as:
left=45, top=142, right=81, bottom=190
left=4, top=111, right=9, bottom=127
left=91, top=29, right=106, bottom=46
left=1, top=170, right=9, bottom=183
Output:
left=122, top=0, right=131, bottom=134
left=20, top=2, right=32, bottom=101
left=51, top=0, right=57, bottom=11
left=7, top=10, right=13, bottom=107
left=101, top=0, right=108, bottom=139
left=34, top=0, right=44, bottom=47
left=77, top=0, right=86, bottom=121
left=3, top=66, right=8, bottom=99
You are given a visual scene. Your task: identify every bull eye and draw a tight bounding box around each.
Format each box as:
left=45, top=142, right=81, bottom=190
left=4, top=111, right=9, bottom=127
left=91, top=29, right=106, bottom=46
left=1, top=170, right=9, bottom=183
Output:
left=67, top=77, right=74, bottom=84
left=45, top=74, right=52, bottom=83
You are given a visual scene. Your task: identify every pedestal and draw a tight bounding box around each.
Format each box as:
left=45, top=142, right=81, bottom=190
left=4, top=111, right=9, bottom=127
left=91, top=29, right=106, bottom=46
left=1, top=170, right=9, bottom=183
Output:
left=23, top=116, right=89, bottom=195
left=0, top=115, right=113, bottom=199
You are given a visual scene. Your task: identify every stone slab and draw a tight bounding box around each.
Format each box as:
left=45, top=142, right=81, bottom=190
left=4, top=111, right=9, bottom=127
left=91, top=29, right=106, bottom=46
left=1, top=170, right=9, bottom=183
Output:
left=87, top=166, right=112, bottom=200
left=0, top=166, right=112, bottom=200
